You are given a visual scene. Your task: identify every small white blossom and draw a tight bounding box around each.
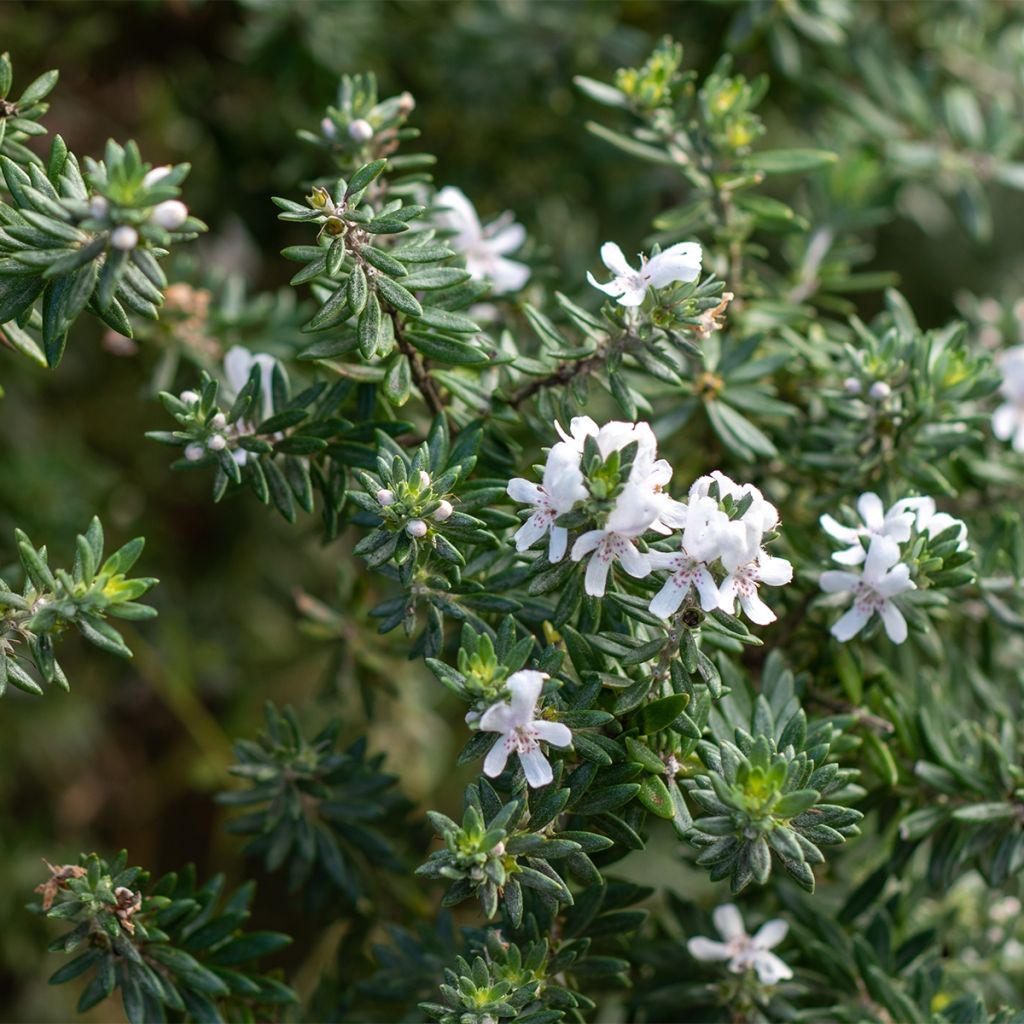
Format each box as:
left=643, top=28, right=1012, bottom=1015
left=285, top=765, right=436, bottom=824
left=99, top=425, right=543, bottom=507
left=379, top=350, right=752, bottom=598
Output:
left=820, top=492, right=916, bottom=566
left=899, top=497, right=968, bottom=550
left=184, top=443, right=204, bottom=462
left=434, top=186, right=529, bottom=295
left=479, top=670, right=572, bottom=788
left=433, top=500, right=454, bottom=522
left=571, top=481, right=661, bottom=597
left=222, top=346, right=279, bottom=467
left=143, top=165, right=172, bottom=188
left=348, top=118, right=374, bottom=143
left=648, top=495, right=726, bottom=618
left=406, top=519, right=428, bottom=538
left=507, top=440, right=588, bottom=561
left=377, top=488, right=396, bottom=506
left=820, top=534, right=917, bottom=643
left=110, top=226, right=138, bottom=251
left=716, top=525, right=793, bottom=625
left=587, top=241, right=702, bottom=307
left=151, top=199, right=189, bottom=230
left=993, top=345, right=1024, bottom=452
left=687, top=904, right=793, bottom=985
left=868, top=381, right=891, bottom=401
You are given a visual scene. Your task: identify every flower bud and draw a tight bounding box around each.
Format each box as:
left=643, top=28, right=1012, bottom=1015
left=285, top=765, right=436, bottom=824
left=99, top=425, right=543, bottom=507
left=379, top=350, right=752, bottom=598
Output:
left=418, top=470, right=431, bottom=489
left=842, top=377, right=862, bottom=395
left=868, top=381, right=891, bottom=401
left=210, top=412, right=227, bottom=431
left=179, top=390, right=199, bottom=405
left=406, top=518, right=428, bottom=538
left=377, top=488, right=395, bottom=506
left=433, top=500, right=453, bottom=522
left=184, top=442, right=205, bottom=462
left=207, top=434, right=227, bottom=452
left=320, top=116, right=337, bottom=139
left=348, top=118, right=374, bottom=143
left=89, top=195, right=109, bottom=219
left=151, top=199, right=189, bottom=230
left=110, top=226, right=138, bottom=251
left=143, top=165, right=172, bottom=188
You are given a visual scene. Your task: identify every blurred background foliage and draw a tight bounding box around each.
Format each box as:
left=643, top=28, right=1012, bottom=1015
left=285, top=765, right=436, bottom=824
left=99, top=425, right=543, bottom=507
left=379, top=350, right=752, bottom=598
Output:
left=2, top=1, right=1024, bottom=1020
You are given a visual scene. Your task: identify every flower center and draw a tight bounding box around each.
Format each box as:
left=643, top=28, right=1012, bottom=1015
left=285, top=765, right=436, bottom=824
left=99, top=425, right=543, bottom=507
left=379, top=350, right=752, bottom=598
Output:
left=853, top=583, right=886, bottom=612
left=506, top=725, right=540, bottom=755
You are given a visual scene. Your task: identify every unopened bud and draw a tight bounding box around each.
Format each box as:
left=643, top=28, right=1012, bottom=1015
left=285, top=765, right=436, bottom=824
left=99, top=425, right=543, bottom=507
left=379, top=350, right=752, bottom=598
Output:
left=179, top=390, right=199, bottom=405
left=418, top=470, right=431, bottom=489
left=868, top=381, right=891, bottom=401
left=433, top=500, right=453, bottom=522
left=406, top=518, right=428, bottom=538
left=377, top=488, right=395, bottom=506
left=842, top=377, right=862, bottom=395
left=397, top=91, right=415, bottom=116
left=89, top=195, right=109, bottom=219
left=348, top=118, right=374, bottom=143
left=151, top=199, right=189, bottom=230
left=210, top=412, right=227, bottom=431
left=321, top=116, right=337, bottom=139
left=110, top=225, right=138, bottom=251
left=143, top=165, right=173, bottom=188
left=207, top=434, right=227, bottom=452
left=184, top=443, right=205, bottom=462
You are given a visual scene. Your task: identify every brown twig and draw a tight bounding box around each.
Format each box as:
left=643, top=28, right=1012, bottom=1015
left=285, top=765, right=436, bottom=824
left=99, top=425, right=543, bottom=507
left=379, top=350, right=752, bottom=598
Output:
left=389, top=308, right=445, bottom=417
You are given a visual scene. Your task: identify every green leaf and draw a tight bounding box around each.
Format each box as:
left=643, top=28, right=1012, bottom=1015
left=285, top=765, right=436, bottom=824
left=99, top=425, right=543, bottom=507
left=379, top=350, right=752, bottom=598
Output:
left=741, top=148, right=838, bottom=175
left=375, top=275, right=422, bottom=317
left=358, top=292, right=382, bottom=359
left=640, top=694, right=689, bottom=735
left=346, top=158, right=387, bottom=195
left=637, top=774, right=674, bottom=819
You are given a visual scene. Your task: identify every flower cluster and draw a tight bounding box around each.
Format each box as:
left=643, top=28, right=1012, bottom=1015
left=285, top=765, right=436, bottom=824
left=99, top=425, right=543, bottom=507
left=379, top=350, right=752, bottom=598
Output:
left=993, top=345, right=1024, bottom=452
left=819, top=491, right=968, bottom=643
left=508, top=422, right=793, bottom=623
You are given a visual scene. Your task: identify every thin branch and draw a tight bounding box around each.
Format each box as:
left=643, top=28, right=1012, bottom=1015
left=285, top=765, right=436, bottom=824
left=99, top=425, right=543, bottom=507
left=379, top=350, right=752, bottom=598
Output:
left=389, top=308, right=445, bottom=417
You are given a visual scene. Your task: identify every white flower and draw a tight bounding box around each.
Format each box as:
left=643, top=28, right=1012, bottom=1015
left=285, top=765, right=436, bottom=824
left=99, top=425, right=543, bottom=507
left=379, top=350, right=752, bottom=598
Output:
left=571, top=481, right=660, bottom=597
left=222, top=346, right=279, bottom=467
left=687, top=904, right=793, bottom=985
left=587, top=241, right=702, bottom=307
left=434, top=186, right=529, bottom=295
left=716, top=524, right=793, bottom=625
left=894, top=497, right=968, bottom=551
left=507, top=441, right=588, bottom=561
left=648, top=495, right=726, bottom=618
left=151, top=200, right=189, bottom=230
left=820, top=534, right=917, bottom=643
left=223, top=345, right=277, bottom=419
left=820, top=492, right=916, bottom=566
left=110, top=226, right=138, bottom=251
left=993, top=346, right=1024, bottom=452
left=479, top=670, right=572, bottom=788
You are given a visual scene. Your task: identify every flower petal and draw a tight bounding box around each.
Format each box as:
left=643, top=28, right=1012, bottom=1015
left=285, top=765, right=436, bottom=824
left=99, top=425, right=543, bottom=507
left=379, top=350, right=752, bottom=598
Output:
left=599, top=241, right=633, bottom=276
left=878, top=600, right=908, bottom=643
left=533, top=720, right=572, bottom=748
left=752, top=918, right=788, bottom=950
left=819, top=570, right=860, bottom=594
left=831, top=604, right=872, bottom=642
left=507, top=477, right=544, bottom=504
left=483, top=736, right=510, bottom=777
left=713, top=904, right=746, bottom=941
left=519, top=747, right=553, bottom=788
left=753, top=950, right=793, bottom=984
left=584, top=550, right=613, bottom=596
left=686, top=937, right=732, bottom=962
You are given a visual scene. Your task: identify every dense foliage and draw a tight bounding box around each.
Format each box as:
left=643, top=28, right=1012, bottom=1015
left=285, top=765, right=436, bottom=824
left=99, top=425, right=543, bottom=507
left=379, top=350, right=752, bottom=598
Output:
left=2, top=2, right=1024, bottom=1022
